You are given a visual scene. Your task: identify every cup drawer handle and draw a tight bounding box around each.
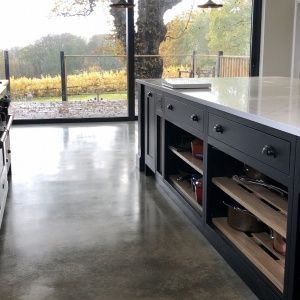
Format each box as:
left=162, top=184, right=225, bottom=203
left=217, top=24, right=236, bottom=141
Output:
left=167, top=104, right=173, bottom=111
left=190, top=114, right=199, bottom=122
left=262, top=145, right=277, bottom=158
left=214, top=124, right=224, bottom=133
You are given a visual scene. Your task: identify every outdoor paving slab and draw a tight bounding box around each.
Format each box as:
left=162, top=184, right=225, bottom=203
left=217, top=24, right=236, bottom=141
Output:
left=9, top=99, right=138, bottom=119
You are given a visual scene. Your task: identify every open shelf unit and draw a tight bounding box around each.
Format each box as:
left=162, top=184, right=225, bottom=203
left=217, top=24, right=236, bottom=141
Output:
left=210, top=172, right=288, bottom=293
left=206, top=147, right=289, bottom=295
left=169, top=146, right=204, bottom=175
left=169, top=175, right=203, bottom=213
left=212, top=177, right=287, bottom=238
left=213, top=218, right=284, bottom=292
left=165, top=121, right=204, bottom=214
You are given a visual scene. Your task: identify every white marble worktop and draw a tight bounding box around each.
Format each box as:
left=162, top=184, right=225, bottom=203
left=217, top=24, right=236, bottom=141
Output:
left=136, top=77, right=300, bottom=137
left=0, top=80, right=8, bottom=97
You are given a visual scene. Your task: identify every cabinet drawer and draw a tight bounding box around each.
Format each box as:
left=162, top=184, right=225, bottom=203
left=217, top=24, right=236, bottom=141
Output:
left=208, top=114, right=291, bottom=174
left=165, top=96, right=204, bottom=132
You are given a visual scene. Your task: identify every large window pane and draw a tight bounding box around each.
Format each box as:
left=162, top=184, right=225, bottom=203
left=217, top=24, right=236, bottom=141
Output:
left=2, top=0, right=128, bottom=120
left=160, top=0, right=252, bottom=78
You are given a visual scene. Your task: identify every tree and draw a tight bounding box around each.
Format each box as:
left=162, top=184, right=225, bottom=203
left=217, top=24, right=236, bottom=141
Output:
left=35, top=34, right=88, bottom=76
left=86, top=34, right=124, bottom=70
left=160, top=12, right=210, bottom=67
left=53, top=0, right=183, bottom=78
left=9, top=34, right=88, bottom=78
left=207, top=0, right=252, bottom=56
left=160, top=0, right=252, bottom=72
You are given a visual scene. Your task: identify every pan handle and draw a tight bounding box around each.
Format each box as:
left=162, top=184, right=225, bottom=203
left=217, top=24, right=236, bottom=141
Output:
left=222, top=201, right=253, bottom=216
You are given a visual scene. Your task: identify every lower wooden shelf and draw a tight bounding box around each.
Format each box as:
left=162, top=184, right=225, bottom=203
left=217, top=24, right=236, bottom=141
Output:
left=212, top=177, right=287, bottom=238
left=252, top=232, right=285, bottom=268
left=212, top=217, right=284, bottom=293
left=169, top=175, right=203, bottom=213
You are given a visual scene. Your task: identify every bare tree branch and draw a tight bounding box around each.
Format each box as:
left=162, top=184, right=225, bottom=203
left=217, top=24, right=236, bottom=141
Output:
left=53, top=0, right=98, bottom=17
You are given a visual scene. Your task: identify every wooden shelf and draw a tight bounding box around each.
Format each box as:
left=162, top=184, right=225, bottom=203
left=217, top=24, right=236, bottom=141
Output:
left=169, top=175, right=202, bottom=213
left=233, top=177, right=288, bottom=216
left=212, top=177, right=287, bottom=238
left=252, top=232, right=285, bottom=268
left=169, top=146, right=204, bottom=175
left=213, top=218, right=284, bottom=293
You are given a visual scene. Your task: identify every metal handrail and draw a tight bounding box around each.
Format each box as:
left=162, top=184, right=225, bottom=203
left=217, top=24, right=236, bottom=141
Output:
left=6, top=51, right=250, bottom=101
left=65, top=55, right=127, bottom=58
left=64, top=54, right=220, bottom=58
left=221, top=55, right=250, bottom=59
left=65, top=54, right=250, bottom=59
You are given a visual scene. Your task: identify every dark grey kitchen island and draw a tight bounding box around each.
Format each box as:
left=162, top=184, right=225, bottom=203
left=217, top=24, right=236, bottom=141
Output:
left=137, top=77, right=300, bottom=300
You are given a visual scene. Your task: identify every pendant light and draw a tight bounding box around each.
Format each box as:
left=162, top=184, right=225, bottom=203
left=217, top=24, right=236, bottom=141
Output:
left=198, top=0, right=223, bottom=9
left=110, top=0, right=135, bottom=9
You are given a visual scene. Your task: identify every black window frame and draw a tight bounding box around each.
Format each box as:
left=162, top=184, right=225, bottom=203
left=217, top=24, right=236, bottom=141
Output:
left=250, top=0, right=262, bottom=76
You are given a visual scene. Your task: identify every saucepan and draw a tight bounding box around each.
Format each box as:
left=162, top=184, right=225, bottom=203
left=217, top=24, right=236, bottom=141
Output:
left=243, top=164, right=267, bottom=181
left=223, top=201, right=267, bottom=233
left=272, top=231, right=286, bottom=255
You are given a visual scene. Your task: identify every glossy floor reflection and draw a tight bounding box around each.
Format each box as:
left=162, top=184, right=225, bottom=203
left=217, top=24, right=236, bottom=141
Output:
left=0, top=122, right=257, bottom=300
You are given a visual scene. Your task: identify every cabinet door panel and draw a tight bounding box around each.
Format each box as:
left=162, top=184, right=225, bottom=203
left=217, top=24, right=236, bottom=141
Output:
left=145, top=89, right=156, bottom=172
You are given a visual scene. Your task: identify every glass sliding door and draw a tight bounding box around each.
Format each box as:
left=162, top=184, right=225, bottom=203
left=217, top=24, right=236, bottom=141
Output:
left=160, top=0, right=255, bottom=79
left=5, top=0, right=129, bottom=121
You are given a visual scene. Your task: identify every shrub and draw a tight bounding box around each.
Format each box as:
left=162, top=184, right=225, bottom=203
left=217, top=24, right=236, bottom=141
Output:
left=10, top=66, right=184, bottom=99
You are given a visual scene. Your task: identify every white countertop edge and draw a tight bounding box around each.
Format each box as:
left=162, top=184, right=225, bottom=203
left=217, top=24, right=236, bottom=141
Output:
left=0, top=80, right=8, bottom=97
left=0, top=80, right=9, bottom=86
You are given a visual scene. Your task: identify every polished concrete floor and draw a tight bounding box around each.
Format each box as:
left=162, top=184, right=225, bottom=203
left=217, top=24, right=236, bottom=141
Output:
left=0, top=122, right=257, bottom=300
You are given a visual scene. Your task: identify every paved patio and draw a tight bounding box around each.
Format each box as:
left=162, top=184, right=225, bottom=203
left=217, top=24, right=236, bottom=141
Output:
left=9, top=99, right=137, bottom=120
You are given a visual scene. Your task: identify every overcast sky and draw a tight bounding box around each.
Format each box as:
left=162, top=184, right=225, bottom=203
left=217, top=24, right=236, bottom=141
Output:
left=1, top=0, right=197, bottom=49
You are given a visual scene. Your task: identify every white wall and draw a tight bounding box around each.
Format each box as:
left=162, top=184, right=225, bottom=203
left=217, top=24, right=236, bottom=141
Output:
left=260, top=0, right=295, bottom=76
left=291, top=2, right=300, bottom=78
